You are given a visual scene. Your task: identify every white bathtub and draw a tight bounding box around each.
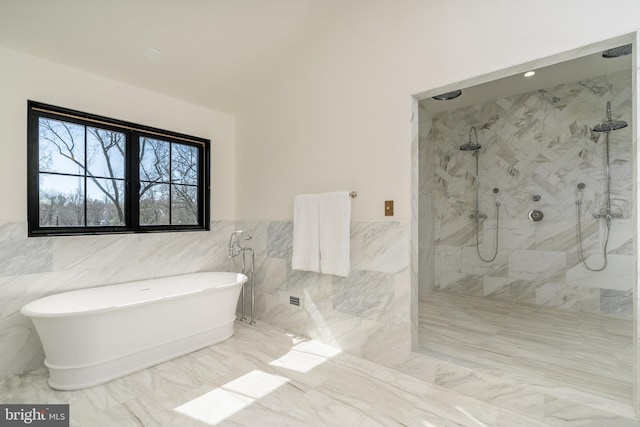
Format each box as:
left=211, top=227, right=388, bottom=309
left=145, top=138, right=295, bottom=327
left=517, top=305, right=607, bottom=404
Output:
left=21, top=271, right=247, bottom=390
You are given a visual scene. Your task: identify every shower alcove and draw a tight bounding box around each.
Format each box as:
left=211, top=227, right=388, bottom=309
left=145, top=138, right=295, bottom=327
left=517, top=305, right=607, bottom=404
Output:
left=411, top=33, right=639, bottom=414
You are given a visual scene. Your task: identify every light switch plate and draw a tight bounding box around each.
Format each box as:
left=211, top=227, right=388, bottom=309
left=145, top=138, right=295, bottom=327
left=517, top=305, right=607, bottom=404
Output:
left=385, top=200, right=394, bottom=216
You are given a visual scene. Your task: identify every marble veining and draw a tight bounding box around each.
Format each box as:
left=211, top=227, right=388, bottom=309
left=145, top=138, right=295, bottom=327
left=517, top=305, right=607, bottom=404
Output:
left=419, top=70, right=633, bottom=318
left=332, top=270, right=395, bottom=320
left=228, top=219, right=416, bottom=379
left=600, top=289, right=633, bottom=318
left=266, top=221, right=293, bottom=259
left=0, top=220, right=235, bottom=378
left=0, top=223, right=52, bottom=276
left=3, top=321, right=639, bottom=426
left=418, top=291, right=633, bottom=406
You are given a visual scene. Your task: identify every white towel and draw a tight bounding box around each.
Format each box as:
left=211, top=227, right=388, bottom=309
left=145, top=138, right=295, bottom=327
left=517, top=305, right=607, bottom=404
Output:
left=319, top=192, right=351, bottom=277
left=292, top=194, right=321, bottom=273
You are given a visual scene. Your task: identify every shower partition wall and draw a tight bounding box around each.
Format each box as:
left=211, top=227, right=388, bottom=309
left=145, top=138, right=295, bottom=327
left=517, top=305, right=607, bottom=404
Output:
left=419, top=70, right=633, bottom=319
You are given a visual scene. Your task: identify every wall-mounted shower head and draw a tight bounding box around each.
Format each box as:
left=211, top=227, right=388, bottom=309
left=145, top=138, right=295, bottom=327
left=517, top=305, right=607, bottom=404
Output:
left=593, top=101, right=628, bottom=133
left=459, top=143, right=481, bottom=151
left=602, top=44, right=632, bottom=58
left=459, top=126, right=482, bottom=151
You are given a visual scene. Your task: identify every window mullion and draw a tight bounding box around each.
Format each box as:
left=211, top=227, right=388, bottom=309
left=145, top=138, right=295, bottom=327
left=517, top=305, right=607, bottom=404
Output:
left=129, top=131, right=139, bottom=231
left=168, top=143, right=173, bottom=225
left=83, top=125, right=88, bottom=227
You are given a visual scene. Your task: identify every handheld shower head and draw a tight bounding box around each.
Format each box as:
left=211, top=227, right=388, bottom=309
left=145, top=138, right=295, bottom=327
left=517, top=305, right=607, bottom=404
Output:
left=593, top=101, right=628, bottom=133
left=459, top=126, right=481, bottom=151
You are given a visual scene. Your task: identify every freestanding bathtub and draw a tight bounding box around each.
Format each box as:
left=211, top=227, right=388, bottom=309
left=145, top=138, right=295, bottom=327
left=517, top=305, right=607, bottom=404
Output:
left=21, top=271, right=247, bottom=390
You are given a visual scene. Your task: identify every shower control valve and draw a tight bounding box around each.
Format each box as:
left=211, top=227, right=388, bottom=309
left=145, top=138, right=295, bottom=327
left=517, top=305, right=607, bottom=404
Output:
left=469, top=212, right=487, bottom=223
left=593, top=209, right=622, bottom=220
left=528, top=210, right=544, bottom=222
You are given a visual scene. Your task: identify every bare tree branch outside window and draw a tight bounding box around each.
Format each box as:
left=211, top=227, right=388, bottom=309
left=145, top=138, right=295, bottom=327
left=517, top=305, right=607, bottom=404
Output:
left=139, top=138, right=198, bottom=225
left=30, top=103, right=207, bottom=235
left=38, top=118, right=125, bottom=227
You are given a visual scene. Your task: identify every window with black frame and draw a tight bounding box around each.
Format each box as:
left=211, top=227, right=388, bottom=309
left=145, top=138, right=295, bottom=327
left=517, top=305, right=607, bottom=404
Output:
left=27, top=101, right=210, bottom=236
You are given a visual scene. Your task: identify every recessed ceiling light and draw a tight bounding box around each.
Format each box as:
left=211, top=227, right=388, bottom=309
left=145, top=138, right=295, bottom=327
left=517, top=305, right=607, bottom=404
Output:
left=144, top=49, right=162, bottom=62
left=524, top=71, right=535, bottom=77
left=432, top=90, right=462, bottom=101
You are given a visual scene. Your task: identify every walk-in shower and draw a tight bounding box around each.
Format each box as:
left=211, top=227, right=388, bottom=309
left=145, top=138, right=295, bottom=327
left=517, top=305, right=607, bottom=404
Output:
left=418, top=40, right=635, bottom=412
left=460, top=126, right=499, bottom=262
left=575, top=101, right=628, bottom=271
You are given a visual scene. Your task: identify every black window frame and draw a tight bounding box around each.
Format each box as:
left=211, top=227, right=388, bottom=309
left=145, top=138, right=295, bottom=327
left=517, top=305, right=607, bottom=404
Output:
left=27, top=101, right=210, bottom=237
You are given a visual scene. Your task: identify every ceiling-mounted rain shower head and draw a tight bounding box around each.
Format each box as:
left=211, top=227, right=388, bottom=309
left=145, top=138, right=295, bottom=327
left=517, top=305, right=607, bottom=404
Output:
left=459, top=126, right=481, bottom=151
left=602, top=44, right=632, bottom=58
left=432, top=90, right=462, bottom=101
left=593, top=101, right=628, bottom=133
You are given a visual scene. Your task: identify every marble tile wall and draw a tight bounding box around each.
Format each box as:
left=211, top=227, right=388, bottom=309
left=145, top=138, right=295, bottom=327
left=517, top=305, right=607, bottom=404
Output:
left=0, top=221, right=234, bottom=378
left=233, top=220, right=412, bottom=366
left=1, top=215, right=411, bottom=381
left=419, top=70, right=633, bottom=319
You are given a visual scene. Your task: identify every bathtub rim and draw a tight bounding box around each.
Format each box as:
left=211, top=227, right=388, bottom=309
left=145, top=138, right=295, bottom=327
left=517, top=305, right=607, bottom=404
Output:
left=20, top=271, right=247, bottom=318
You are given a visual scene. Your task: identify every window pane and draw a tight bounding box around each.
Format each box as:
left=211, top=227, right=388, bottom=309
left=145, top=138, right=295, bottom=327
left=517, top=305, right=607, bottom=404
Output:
left=29, top=102, right=210, bottom=235
left=86, top=127, right=125, bottom=179
left=39, top=118, right=85, bottom=175
left=140, top=183, right=170, bottom=225
left=39, top=174, right=84, bottom=227
left=139, top=137, right=170, bottom=183
left=86, top=178, right=125, bottom=226
left=172, top=143, right=199, bottom=184
left=171, top=185, right=198, bottom=225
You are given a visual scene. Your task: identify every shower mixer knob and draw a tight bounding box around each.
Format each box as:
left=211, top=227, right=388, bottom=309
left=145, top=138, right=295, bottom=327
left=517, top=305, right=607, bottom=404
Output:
left=528, top=210, right=544, bottom=222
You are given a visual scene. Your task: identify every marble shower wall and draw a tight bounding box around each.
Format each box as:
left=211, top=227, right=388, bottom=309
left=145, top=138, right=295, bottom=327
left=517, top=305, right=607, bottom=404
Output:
left=419, top=70, right=633, bottom=319
left=234, top=220, right=411, bottom=366
left=0, top=221, right=234, bottom=378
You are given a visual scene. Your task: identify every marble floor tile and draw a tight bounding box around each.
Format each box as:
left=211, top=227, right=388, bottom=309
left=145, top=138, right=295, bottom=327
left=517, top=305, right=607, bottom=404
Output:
left=2, top=320, right=639, bottom=426
left=418, top=291, right=633, bottom=405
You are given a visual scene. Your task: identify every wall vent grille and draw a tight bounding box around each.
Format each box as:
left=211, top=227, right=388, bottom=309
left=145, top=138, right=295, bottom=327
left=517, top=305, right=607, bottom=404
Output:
left=278, top=291, right=303, bottom=308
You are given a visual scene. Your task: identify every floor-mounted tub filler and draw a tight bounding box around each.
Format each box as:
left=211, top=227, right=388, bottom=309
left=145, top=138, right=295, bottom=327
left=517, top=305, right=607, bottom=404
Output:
left=21, top=271, right=247, bottom=390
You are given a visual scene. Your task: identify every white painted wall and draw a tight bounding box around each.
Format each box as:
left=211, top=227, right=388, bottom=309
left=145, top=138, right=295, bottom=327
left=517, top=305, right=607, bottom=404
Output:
left=235, top=0, right=640, bottom=221
left=0, top=46, right=237, bottom=377
left=0, top=46, right=236, bottom=222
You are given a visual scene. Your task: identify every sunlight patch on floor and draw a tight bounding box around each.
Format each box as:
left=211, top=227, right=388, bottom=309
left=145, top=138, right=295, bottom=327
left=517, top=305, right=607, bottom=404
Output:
left=270, top=338, right=342, bottom=373
left=174, top=370, right=290, bottom=425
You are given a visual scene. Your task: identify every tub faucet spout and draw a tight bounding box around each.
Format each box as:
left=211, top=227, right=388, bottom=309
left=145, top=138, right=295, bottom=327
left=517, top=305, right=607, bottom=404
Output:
left=228, top=230, right=245, bottom=257
left=227, top=230, right=256, bottom=325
